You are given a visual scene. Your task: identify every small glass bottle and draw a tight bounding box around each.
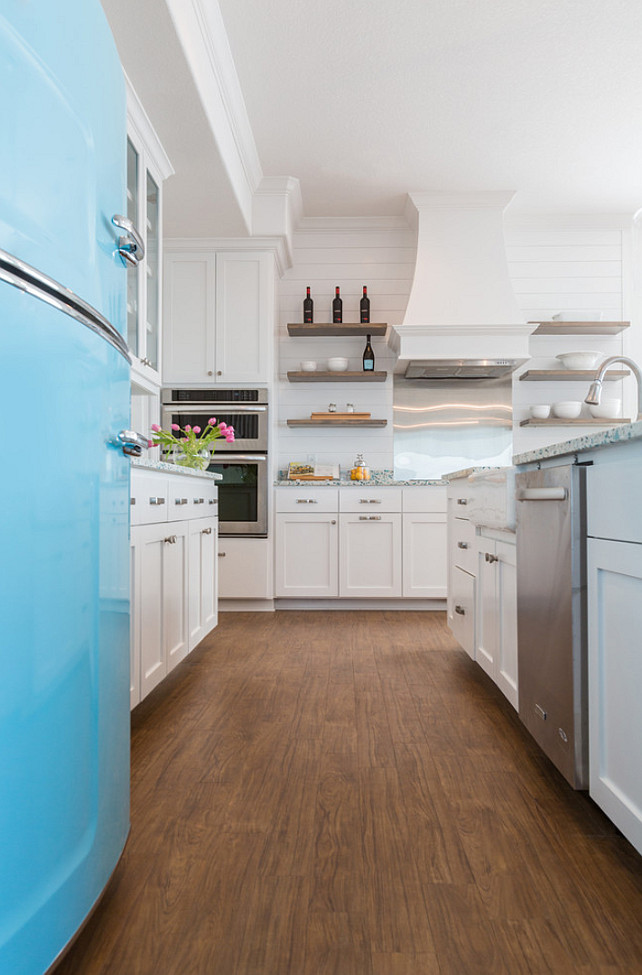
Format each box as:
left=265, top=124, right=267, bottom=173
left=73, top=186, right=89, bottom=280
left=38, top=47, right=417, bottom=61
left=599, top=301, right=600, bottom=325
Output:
left=332, top=286, right=342, bottom=323
left=303, top=286, right=313, bottom=323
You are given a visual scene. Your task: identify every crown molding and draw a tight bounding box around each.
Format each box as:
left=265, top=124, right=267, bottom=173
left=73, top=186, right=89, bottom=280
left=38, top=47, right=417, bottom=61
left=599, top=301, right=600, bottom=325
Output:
left=164, top=235, right=290, bottom=276
left=164, top=0, right=263, bottom=233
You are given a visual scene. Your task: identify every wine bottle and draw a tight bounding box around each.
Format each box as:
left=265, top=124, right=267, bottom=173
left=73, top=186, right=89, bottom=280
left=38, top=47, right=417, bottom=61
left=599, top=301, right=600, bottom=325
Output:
left=303, top=286, right=313, bottom=323
left=363, top=333, right=375, bottom=372
left=332, top=286, right=342, bottom=323
left=360, top=285, right=370, bottom=323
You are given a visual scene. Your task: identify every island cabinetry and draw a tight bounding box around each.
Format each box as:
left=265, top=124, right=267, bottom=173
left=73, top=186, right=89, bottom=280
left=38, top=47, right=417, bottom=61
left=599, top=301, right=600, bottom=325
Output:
left=587, top=456, right=642, bottom=854
left=130, top=467, right=218, bottom=708
left=475, top=533, right=518, bottom=709
left=447, top=478, right=477, bottom=657
left=163, top=249, right=273, bottom=384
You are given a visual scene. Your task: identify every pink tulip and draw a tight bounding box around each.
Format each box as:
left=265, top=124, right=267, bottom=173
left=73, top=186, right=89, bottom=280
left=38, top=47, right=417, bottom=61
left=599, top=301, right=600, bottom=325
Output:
left=185, top=424, right=191, bottom=432
left=208, top=417, right=217, bottom=426
left=225, top=433, right=235, bottom=442
left=218, top=422, right=227, bottom=432
left=226, top=425, right=234, bottom=434
left=151, top=423, right=160, bottom=432
left=193, top=426, right=201, bottom=434
left=181, top=437, right=188, bottom=443
left=147, top=440, right=154, bottom=448
left=171, top=423, right=180, bottom=431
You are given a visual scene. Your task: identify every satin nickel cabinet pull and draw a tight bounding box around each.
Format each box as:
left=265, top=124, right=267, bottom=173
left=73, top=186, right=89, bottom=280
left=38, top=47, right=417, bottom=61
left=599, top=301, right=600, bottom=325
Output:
left=485, top=552, right=499, bottom=563
left=175, top=498, right=188, bottom=506
left=359, top=515, right=382, bottom=521
left=130, top=498, right=136, bottom=506
left=359, top=498, right=382, bottom=504
left=218, top=551, right=226, bottom=557
left=331, top=520, right=337, bottom=525
left=296, top=498, right=318, bottom=504
left=457, top=541, right=469, bottom=549
left=454, top=605, right=466, bottom=615
left=193, top=498, right=205, bottom=505
left=163, top=535, right=177, bottom=544
left=149, top=497, right=165, bottom=506
left=208, top=498, right=217, bottom=505
left=202, top=527, right=212, bottom=535
left=457, top=498, right=468, bottom=505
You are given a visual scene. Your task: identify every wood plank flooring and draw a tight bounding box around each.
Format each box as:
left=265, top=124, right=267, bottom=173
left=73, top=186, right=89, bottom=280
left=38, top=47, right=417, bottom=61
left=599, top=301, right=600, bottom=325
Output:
left=55, top=611, right=642, bottom=975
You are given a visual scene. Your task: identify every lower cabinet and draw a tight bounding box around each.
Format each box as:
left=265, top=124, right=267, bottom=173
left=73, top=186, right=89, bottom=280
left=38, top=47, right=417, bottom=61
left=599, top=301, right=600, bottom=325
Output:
left=275, top=513, right=338, bottom=597
left=218, top=536, right=272, bottom=599
left=587, top=536, right=642, bottom=855
left=130, top=467, right=218, bottom=709
left=402, top=513, right=447, bottom=597
left=339, top=512, right=402, bottom=597
left=449, top=565, right=476, bottom=659
left=475, top=536, right=518, bottom=709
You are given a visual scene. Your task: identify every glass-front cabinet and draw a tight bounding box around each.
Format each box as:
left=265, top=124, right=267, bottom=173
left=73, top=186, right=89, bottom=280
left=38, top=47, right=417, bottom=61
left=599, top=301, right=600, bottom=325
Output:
left=126, top=79, right=173, bottom=389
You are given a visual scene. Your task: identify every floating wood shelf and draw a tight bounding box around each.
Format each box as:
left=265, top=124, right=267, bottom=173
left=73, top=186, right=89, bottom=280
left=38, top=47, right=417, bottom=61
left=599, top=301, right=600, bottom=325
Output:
left=520, top=369, right=629, bottom=382
left=287, top=323, right=387, bottom=337
left=520, top=417, right=631, bottom=427
left=286, top=418, right=387, bottom=428
left=529, top=321, right=630, bottom=335
left=287, top=370, right=387, bottom=383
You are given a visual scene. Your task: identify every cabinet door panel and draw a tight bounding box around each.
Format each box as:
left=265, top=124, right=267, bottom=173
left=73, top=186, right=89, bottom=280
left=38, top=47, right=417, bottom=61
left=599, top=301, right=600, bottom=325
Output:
left=130, top=537, right=141, bottom=709
left=163, top=523, right=189, bottom=672
left=588, top=537, right=642, bottom=854
left=163, top=254, right=214, bottom=382
left=402, top=514, right=447, bottom=597
left=476, top=546, right=498, bottom=679
left=275, top=514, right=338, bottom=597
left=218, top=537, right=271, bottom=599
left=137, top=524, right=165, bottom=698
left=215, top=253, right=270, bottom=383
left=188, top=517, right=218, bottom=651
left=339, top=513, right=401, bottom=597
left=449, top=566, right=475, bottom=658
left=496, top=541, right=518, bottom=709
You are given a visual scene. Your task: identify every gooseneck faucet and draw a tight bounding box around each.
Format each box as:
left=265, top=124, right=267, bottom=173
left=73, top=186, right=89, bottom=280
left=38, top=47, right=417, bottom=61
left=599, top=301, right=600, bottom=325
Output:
left=585, top=355, right=642, bottom=421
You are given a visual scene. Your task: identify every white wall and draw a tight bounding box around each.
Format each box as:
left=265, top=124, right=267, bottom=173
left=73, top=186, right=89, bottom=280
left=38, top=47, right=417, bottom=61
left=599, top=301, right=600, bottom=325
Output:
left=276, top=216, right=635, bottom=471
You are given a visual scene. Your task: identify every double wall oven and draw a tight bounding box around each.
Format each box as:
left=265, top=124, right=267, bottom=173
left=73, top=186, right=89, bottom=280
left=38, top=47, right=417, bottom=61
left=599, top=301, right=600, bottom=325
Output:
left=161, top=388, right=268, bottom=537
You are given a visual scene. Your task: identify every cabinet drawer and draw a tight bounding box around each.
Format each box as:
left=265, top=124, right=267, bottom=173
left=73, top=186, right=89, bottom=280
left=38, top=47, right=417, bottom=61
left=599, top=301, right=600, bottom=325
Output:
left=402, top=486, right=447, bottom=513
left=339, top=487, right=402, bottom=513
left=451, top=517, right=477, bottom=573
left=449, top=566, right=475, bottom=658
left=587, top=460, right=642, bottom=544
left=276, top=487, right=338, bottom=513
left=131, top=471, right=169, bottom=525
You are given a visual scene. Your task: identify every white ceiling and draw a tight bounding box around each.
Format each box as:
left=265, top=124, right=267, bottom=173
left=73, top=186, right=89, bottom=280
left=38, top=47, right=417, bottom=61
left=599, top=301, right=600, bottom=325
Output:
left=103, top=0, right=642, bottom=232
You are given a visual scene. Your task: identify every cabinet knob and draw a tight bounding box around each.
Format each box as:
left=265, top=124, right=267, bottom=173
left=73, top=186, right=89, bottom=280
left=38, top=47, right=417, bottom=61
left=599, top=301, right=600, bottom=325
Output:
left=485, top=552, right=499, bottom=563
left=163, top=535, right=177, bottom=544
left=331, top=520, right=336, bottom=525
left=130, top=498, right=136, bottom=505
left=207, top=370, right=213, bottom=376
left=218, top=552, right=226, bottom=557
left=457, top=541, right=469, bottom=549
left=217, top=371, right=222, bottom=376
left=454, top=605, right=466, bottom=615
left=202, top=527, right=212, bottom=535
left=457, top=498, right=468, bottom=506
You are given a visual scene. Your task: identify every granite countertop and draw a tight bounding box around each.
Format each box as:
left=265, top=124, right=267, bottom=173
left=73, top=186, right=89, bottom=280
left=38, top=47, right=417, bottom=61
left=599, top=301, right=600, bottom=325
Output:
left=132, top=458, right=222, bottom=480
left=513, top=420, right=642, bottom=466
left=276, top=469, right=446, bottom=487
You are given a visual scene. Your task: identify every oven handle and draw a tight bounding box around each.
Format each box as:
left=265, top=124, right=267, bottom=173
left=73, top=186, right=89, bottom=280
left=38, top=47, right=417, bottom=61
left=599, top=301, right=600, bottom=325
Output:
left=167, top=404, right=267, bottom=412
left=212, top=454, right=267, bottom=462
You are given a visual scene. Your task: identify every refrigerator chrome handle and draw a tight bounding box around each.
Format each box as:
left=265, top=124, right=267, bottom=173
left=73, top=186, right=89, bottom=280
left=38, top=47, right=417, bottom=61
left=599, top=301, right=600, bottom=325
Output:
left=117, top=429, right=151, bottom=457
left=516, top=487, right=568, bottom=502
left=112, top=214, right=145, bottom=267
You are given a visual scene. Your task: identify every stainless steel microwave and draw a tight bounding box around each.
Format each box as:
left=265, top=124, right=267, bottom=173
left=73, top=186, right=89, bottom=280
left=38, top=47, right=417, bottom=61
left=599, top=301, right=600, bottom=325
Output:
left=161, top=388, right=268, bottom=453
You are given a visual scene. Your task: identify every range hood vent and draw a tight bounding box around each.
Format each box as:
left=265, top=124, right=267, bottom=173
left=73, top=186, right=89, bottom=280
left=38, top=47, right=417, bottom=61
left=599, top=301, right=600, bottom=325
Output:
left=404, top=358, right=524, bottom=380
left=389, top=192, right=533, bottom=366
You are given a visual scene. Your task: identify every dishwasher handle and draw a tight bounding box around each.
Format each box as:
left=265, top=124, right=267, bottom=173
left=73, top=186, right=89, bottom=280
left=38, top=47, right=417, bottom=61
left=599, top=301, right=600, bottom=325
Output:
left=516, top=487, right=568, bottom=502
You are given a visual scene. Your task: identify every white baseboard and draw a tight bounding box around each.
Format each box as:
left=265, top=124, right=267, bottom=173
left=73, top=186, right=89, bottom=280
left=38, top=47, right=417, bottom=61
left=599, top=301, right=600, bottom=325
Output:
left=218, top=599, right=276, bottom=613
left=273, top=598, right=447, bottom=611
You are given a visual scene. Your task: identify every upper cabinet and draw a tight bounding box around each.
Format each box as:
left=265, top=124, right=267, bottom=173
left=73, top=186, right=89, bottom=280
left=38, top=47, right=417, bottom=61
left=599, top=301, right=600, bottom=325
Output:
left=126, top=76, right=173, bottom=389
left=163, top=248, right=275, bottom=385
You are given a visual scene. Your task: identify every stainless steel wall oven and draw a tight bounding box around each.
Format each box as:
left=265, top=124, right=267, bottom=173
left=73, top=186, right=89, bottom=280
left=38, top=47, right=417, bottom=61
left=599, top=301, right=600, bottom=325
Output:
left=161, top=388, right=268, bottom=537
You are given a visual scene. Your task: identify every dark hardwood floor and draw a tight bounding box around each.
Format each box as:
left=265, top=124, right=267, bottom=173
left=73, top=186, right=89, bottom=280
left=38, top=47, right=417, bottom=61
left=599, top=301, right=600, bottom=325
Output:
left=56, top=611, right=642, bottom=974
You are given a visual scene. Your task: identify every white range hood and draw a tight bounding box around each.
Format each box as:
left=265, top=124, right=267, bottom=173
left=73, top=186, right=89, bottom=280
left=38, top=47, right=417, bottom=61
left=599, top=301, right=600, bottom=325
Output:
left=389, top=191, right=533, bottom=370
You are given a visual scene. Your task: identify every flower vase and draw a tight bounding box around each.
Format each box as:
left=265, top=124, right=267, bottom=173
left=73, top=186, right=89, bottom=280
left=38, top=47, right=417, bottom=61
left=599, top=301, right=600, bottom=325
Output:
left=171, top=449, right=211, bottom=471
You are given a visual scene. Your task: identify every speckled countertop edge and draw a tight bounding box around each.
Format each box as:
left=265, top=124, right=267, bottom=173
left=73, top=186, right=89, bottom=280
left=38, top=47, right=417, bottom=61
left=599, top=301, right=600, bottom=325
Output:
left=513, top=420, right=642, bottom=466
left=132, top=458, right=222, bottom=480
left=441, top=466, right=509, bottom=481
left=276, top=468, right=446, bottom=487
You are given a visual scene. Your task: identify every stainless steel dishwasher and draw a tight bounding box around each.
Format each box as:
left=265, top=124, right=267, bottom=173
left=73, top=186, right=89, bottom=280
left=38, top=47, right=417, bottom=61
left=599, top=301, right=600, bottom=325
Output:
left=515, top=464, right=588, bottom=788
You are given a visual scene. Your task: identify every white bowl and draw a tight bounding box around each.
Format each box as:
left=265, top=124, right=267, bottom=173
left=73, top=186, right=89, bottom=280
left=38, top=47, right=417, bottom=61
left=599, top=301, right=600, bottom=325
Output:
left=552, top=400, right=583, bottom=419
left=530, top=404, right=551, bottom=419
left=556, top=351, right=603, bottom=370
left=300, top=360, right=317, bottom=372
left=327, top=357, right=349, bottom=372
left=589, top=400, right=622, bottom=419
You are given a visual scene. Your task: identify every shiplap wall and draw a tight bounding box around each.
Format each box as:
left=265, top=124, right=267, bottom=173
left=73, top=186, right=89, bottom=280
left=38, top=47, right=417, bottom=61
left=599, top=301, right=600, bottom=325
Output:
left=276, top=220, right=632, bottom=469
left=276, top=219, right=415, bottom=471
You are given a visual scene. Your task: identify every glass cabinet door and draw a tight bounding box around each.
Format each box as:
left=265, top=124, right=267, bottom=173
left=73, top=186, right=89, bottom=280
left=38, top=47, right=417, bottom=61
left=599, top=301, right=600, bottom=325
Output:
left=126, top=138, right=139, bottom=358
left=145, top=171, right=159, bottom=372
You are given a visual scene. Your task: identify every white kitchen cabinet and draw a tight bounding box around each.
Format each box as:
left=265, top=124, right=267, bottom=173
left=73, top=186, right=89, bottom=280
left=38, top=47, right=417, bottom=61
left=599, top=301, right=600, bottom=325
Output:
left=275, top=512, right=339, bottom=597
left=126, top=79, right=173, bottom=388
left=587, top=537, right=642, bottom=854
left=188, top=517, right=218, bottom=651
left=339, top=512, right=402, bottom=597
left=449, top=565, right=476, bottom=659
left=132, top=520, right=189, bottom=701
left=218, top=537, right=272, bottom=600
left=475, top=535, right=518, bottom=709
left=163, top=249, right=274, bottom=385
left=130, top=466, right=218, bottom=708
left=402, top=514, right=447, bottom=597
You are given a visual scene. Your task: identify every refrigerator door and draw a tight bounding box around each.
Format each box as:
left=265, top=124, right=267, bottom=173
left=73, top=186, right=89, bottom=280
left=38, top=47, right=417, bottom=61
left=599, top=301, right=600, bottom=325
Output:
left=0, top=2, right=130, bottom=972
